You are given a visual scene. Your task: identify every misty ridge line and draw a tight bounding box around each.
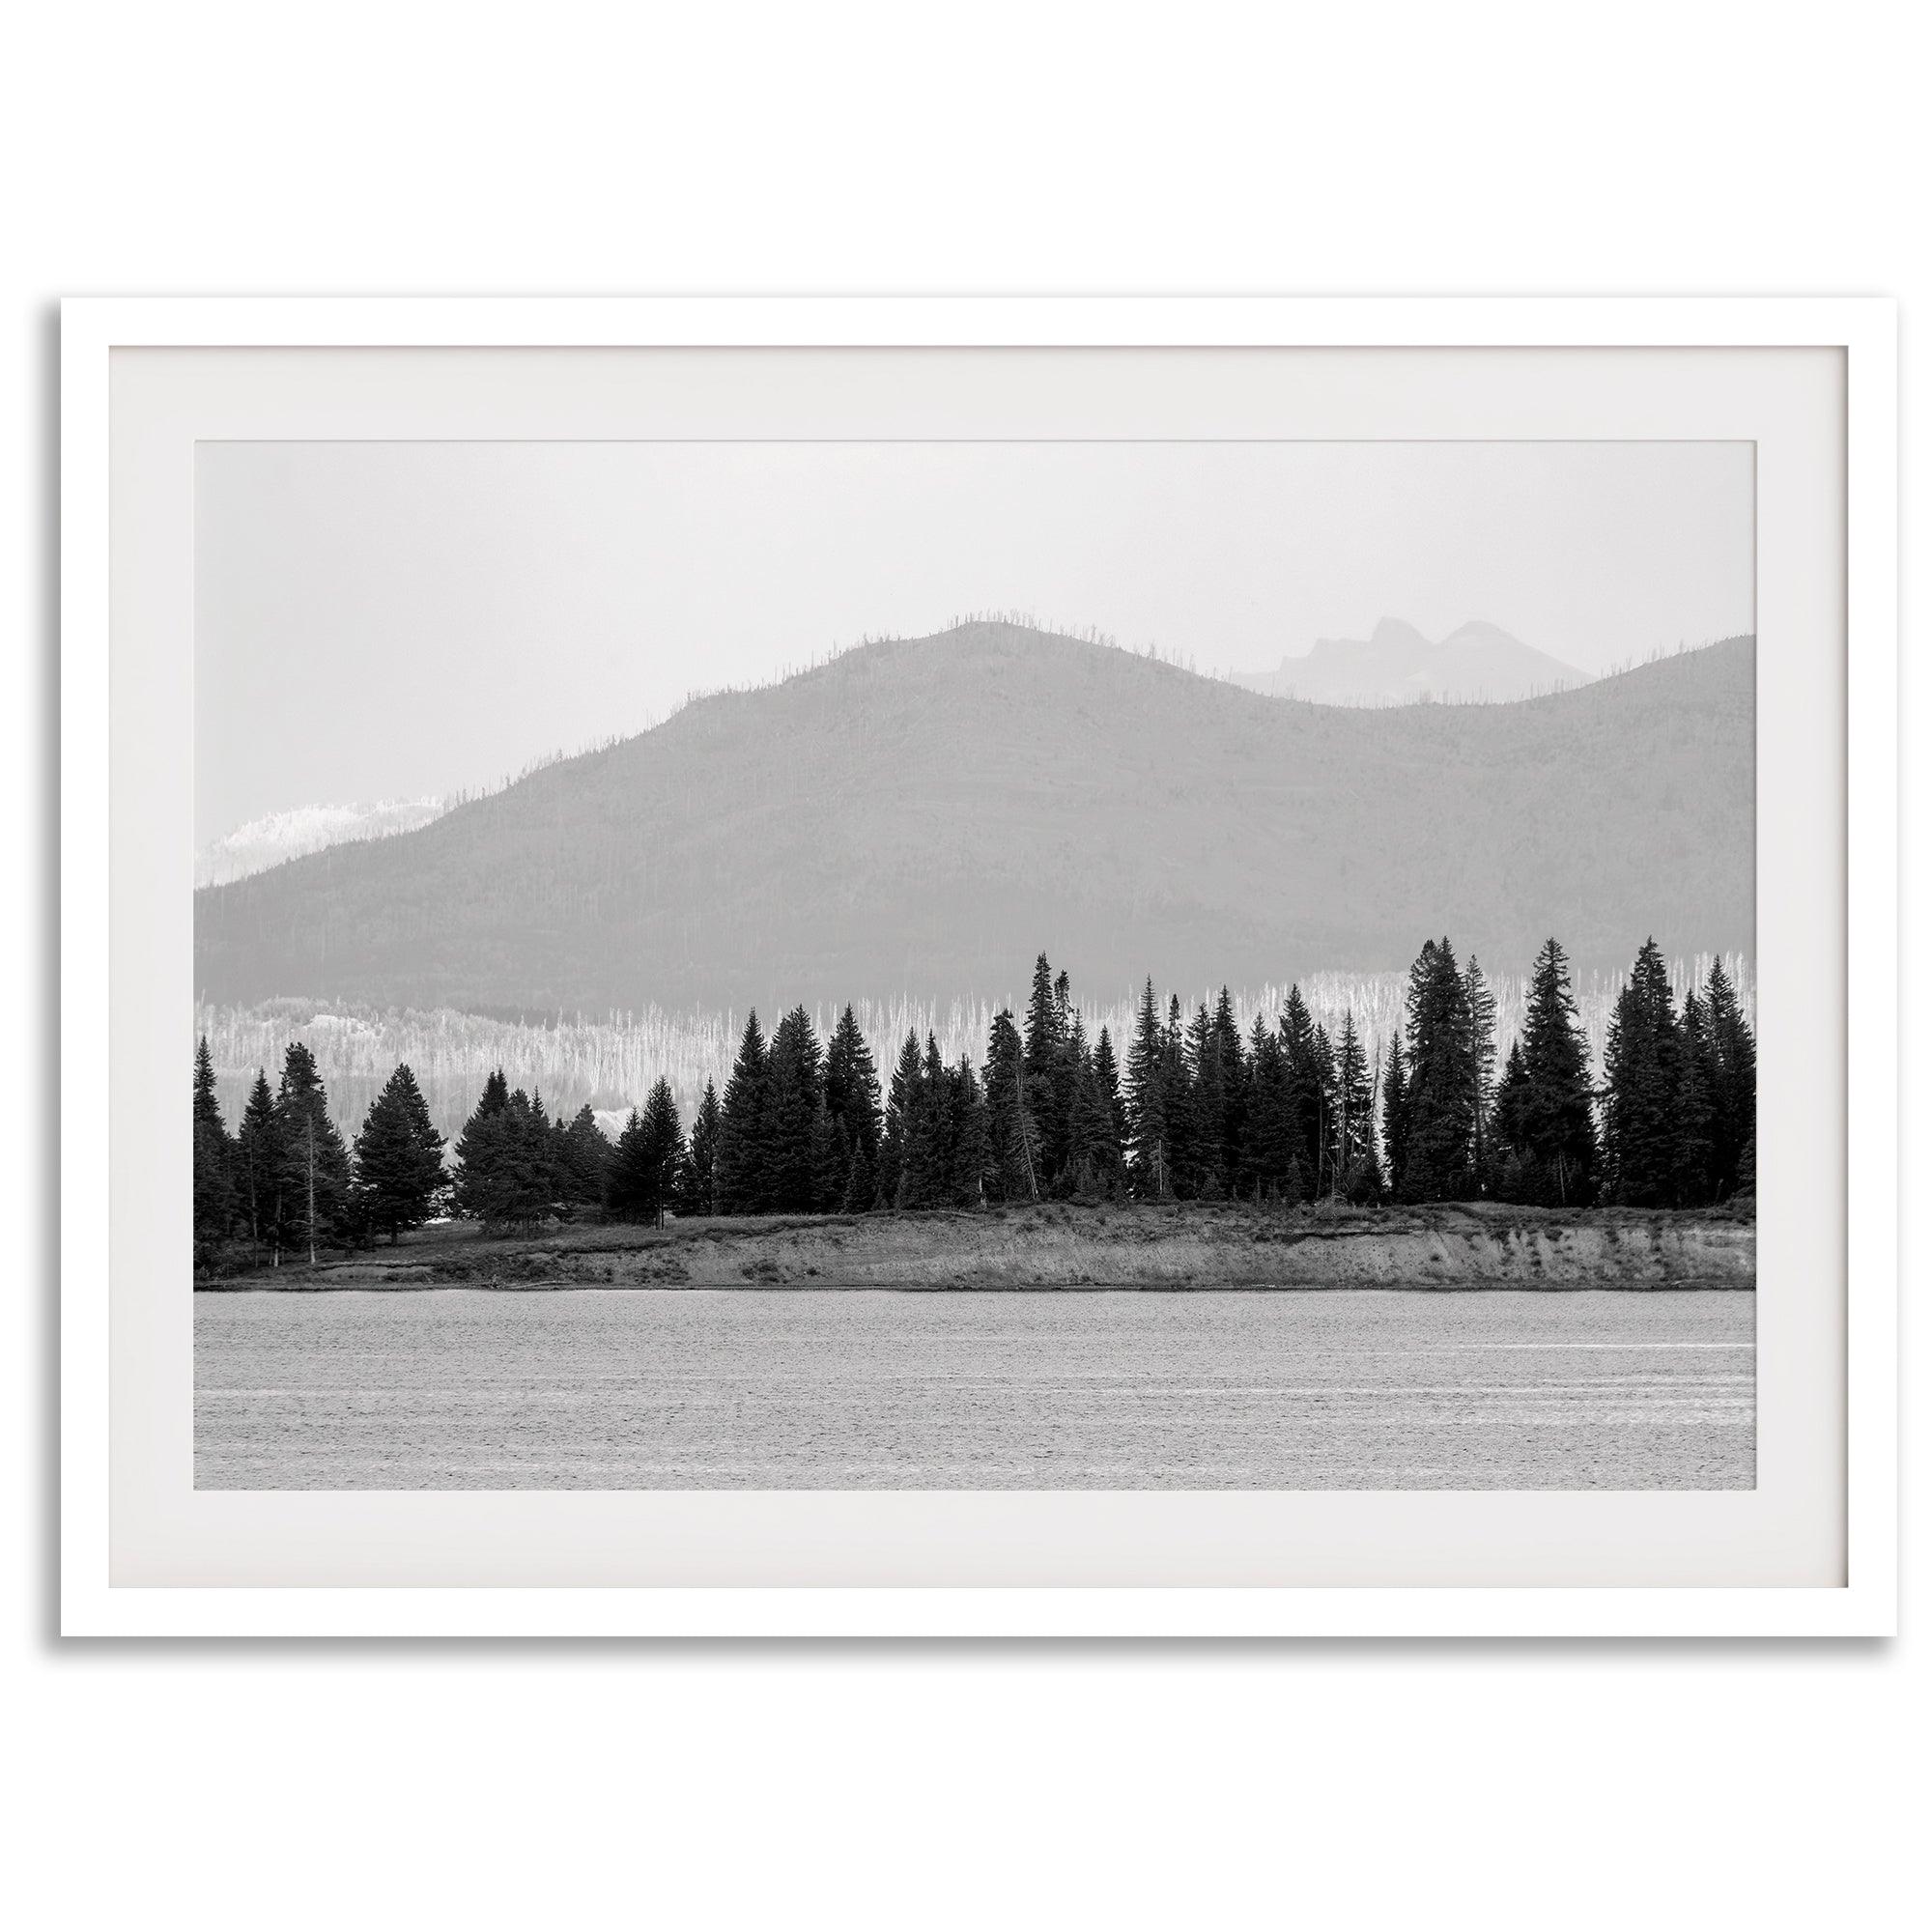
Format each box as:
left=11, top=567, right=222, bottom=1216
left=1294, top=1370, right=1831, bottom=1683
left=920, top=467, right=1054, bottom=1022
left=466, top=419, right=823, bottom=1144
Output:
left=193, top=611, right=1737, bottom=879
left=198, top=952, right=1754, bottom=1145
left=195, top=614, right=1166, bottom=869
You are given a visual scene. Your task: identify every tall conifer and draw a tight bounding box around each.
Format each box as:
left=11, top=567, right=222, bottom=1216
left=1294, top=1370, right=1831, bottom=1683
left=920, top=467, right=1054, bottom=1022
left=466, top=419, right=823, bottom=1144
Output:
left=1124, top=979, right=1169, bottom=1200
left=1162, top=995, right=1195, bottom=1199
left=557, top=1104, right=613, bottom=1209
left=947, top=1056, right=990, bottom=1206
left=1183, top=1002, right=1220, bottom=1199
left=1463, top=955, right=1499, bottom=1190
left=982, top=1009, right=1039, bottom=1204
left=716, top=1012, right=771, bottom=1214
left=273, top=1041, right=353, bottom=1263
left=1333, top=1012, right=1378, bottom=1199
left=351, top=1062, right=446, bottom=1243
left=878, top=1030, right=923, bottom=1209
left=1022, top=952, right=1067, bottom=1175
left=823, top=1006, right=883, bottom=1194
left=1089, top=1026, right=1129, bottom=1197
left=235, top=1068, right=282, bottom=1261
left=1397, top=938, right=1478, bottom=1203
left=1705, top=958, right=1756, bottom=1199
left=1280, top=987, right=1325, bottom=1191
left=609, top=1077, right=685, bottom=1227
left=1242, top=1014, right=1291, bottom=1200
left=1674, top=990, right=1719, bottom=1206
left=680, top=1080, right=721, bottom=1215
left=763, top=1007, right=827, bottom=1212
left=1510, top=937, right=1599, bottom=1205
left=192, top=1037, right=236, bottom=1264
left=1602, top=938, right=1683, bottom=1207
left=1379, top=1032, right=1409, bottom=1199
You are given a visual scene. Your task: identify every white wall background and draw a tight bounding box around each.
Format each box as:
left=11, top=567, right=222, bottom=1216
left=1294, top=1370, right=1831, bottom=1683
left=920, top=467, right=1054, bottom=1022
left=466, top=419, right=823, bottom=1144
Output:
left=6, top=4, right=1921, bottom=1928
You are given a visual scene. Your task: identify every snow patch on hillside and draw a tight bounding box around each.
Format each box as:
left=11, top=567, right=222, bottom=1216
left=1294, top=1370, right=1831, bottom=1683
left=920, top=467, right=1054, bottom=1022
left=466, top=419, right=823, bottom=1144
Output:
left=196, top=799, right=448, bottom=888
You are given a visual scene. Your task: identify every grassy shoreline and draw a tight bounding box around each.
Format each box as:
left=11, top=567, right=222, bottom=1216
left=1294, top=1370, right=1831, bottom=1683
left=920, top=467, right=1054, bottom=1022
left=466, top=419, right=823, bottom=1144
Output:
left=197, top=1199, right=1756, bottom=1293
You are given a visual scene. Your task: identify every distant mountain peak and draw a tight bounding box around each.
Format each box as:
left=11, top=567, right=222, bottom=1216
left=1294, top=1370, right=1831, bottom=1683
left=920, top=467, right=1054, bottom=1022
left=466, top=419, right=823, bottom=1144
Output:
left=1368, top=616, right=1435, bottom=654
left=1236, top=617, right=1586, bottom=707
left=1439, top=618, right=1523, bottom=649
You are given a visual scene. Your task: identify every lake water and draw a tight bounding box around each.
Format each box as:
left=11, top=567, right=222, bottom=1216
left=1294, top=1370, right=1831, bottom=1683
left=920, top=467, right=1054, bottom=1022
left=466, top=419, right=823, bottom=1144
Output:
left=195, top=1288, right=1753, bottom=1491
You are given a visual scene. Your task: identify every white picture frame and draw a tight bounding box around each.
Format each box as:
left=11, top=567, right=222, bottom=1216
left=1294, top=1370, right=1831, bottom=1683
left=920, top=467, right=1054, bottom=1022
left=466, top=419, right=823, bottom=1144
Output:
left=61, top=297, right=1898, bottom=1637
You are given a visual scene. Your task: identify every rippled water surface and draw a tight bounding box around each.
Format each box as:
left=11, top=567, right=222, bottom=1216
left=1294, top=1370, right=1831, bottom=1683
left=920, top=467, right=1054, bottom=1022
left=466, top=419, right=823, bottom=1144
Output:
left=195, top=1288, right=1753, bottom=1491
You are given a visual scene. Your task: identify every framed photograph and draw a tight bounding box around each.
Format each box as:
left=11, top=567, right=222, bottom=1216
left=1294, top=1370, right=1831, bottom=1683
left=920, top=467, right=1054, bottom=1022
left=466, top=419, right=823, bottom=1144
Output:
left=61, top=297, right=1896, bottom=1636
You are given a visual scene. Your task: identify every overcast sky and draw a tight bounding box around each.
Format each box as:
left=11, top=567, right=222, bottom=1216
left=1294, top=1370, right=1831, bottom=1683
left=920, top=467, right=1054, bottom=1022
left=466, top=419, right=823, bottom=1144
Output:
left=196, top=440, right=1753, bottom=840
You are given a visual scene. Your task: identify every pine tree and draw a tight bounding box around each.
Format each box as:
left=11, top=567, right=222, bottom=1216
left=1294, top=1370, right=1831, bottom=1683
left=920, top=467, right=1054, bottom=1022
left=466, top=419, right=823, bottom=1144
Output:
left=235, top=1068, right=283, bottom=1261
left=1509, top=937, right=1600, bottom=1206
left=1280, top=987, right=1326, bottom=1193
left=1241, top=1013, right=1292, bottom=1200
left=1311, top=1023, right=1338, bottom=1197
left=1705, top=957, right=1756, bottom=1200
left=1162, top=995, right=1195, bottom=1200
left=947, top=1056, right=990, bottom=1207
left=557, top=1105, right=613, bottom=1209
left=486, top=1089, right=559, bottom=1227
left=823, top=1006, right=882, bottom=1208
left=1379, top=1032, right=1409, bottom=1197
left=981, top=1009, right=1039, bottom=1204
left=453, top=1067, right=509, bottom=1225
left=1209, top=988, right=1247, bottom=1198
left=1185, top=1001, right=1224, bottom=1199
left=607, top=1108, right=651, bottom=1222
left=894, top=1035, right=953, bottom=1209
left=1047, top=969, right=1082, bottom=1188
left=878, top=1030, right=923, bottom=1209
left=679, top=1080, right=721, bottom=1215
left=1490, top=1037, right=1533, bottom=1202
left=192, top=1036, right=236, bottom=1264
left=716, top=1011, right=771, bottom=1214
left=1022, top=952, right=1067, bottom=1178
left=1085, top=1026, right=1129, bottom=1197
left=1463, top=955, right=1499, bottom=1191
left=1061, top=1024, right=1115, bottom=1199
left=1333, top=1012, right=1378, bottom=1200
left=273, top=1041, right=353, bottom=1263
left=1397, top=938, right=1478, bottom=1203
left=608, top=1077, right=686, bottom=1227
left=1674, top=990, right=1719, bottom=1207
left=351, top=1062, right=446, bottom=1243
left=1602, top=938, right=1683, bottom=1207
left=1124, top=978, right=1169, bottom=1200
left=763, top=1007, right=827, bottom=1212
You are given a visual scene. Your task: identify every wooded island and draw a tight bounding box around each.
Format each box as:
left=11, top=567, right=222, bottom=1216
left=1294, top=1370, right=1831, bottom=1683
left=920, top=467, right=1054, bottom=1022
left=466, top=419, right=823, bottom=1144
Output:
left=193, top=935, right=1755, bottom=1270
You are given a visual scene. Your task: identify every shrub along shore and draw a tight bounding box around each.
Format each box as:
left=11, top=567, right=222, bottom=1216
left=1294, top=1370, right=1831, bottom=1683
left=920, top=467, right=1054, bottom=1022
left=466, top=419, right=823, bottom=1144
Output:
left=198, top=1198, right=1755, bottom=1293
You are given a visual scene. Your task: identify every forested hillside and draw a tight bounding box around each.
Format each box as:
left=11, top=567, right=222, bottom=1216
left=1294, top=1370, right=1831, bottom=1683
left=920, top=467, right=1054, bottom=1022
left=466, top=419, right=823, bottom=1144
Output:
left=193, top=621, right=1754, bottom=1016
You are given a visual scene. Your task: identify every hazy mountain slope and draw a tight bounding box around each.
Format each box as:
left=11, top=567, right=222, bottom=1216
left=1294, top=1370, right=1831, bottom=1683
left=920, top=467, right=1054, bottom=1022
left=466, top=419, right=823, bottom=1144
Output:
left=195, top=798, right=448, bottom=888
left=1230, top=616, right=1586, bottom=705
left=194, top=622, right=1753, bottom=1014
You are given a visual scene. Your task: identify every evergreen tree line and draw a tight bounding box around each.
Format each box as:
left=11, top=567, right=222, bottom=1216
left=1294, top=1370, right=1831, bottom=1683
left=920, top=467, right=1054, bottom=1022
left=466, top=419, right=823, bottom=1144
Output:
left=193, top=1037, right=445, bottom=1265
left=193, top=937, right=1755, bottom=1261
left=610, top=939, right=1754, bottom=1219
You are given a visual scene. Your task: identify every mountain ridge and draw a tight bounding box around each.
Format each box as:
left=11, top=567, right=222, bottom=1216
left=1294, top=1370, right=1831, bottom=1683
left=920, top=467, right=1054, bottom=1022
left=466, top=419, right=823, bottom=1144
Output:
left=1229, top=615, right=1587, bottom=705
left=194, top=621, right=1754, bottom=1015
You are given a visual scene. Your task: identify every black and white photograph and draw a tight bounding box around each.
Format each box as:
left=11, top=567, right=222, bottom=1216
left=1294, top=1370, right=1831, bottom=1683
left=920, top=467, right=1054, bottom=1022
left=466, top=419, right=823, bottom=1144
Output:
left=18, top=8, right=1922, bottom=1922
left=189, top=436, right=1759, bottom=1492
